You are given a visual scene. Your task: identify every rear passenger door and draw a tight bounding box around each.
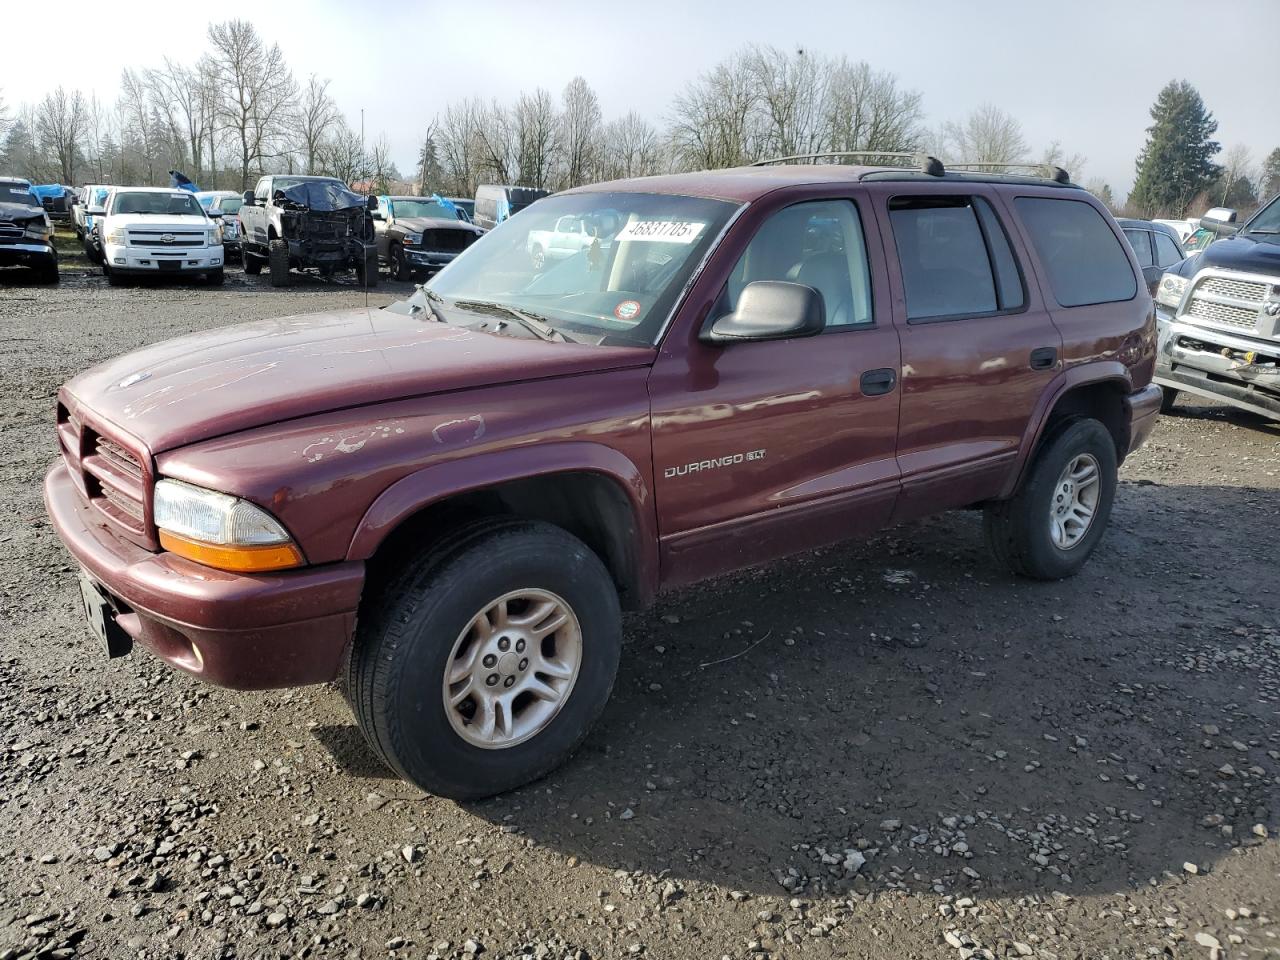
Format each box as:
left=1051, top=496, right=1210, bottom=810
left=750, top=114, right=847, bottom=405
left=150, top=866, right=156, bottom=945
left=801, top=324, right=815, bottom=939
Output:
left=876, top=188, right=1062, bottom=521
left=1124, top=228, right=1160, bottom=294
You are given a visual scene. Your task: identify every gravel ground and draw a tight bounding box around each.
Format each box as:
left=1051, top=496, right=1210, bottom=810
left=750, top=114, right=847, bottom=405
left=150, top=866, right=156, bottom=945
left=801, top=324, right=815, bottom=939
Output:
left=2, top=266, right=1278, bottom=960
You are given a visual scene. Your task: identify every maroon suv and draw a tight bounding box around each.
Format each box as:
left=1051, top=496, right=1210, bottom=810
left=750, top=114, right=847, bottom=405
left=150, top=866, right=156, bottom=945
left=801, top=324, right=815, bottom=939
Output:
left=45, top=159, right=1161, bottom=798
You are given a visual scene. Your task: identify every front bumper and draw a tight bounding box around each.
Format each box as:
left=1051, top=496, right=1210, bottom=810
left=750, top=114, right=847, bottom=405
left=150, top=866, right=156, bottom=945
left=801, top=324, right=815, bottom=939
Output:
left=405, top=248, right=460, bottom=270
left=0, top=241, right=56, bottom=268
left=1155, top=310, right=1280, bottom=419
left=102, top=242, right=222, bottom=273
left=44, top=461, right=363, bottom=690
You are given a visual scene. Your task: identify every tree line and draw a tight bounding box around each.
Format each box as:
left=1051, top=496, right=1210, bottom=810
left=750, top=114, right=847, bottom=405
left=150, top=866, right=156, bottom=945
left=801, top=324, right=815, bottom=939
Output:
left=2, top=26, right=1277, bottom=220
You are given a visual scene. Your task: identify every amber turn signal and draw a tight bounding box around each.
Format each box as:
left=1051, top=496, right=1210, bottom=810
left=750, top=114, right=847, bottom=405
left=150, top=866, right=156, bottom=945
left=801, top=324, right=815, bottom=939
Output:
left=159, top=530, right=305, bottom=573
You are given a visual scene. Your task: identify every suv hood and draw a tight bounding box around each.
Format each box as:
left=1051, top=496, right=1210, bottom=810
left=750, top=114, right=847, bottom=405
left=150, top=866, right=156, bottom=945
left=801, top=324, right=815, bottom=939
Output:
left=63, top=307, right=655, bottom=453
left=105, top=213, right=210, bottom=230
left=396, top=216, right=481, bottom=234
left=0, top=201, right=45, bottom=223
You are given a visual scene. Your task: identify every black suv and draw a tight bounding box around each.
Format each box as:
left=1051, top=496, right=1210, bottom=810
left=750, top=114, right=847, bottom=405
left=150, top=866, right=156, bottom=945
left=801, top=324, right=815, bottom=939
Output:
left=0, top=179, right=58, bottom=283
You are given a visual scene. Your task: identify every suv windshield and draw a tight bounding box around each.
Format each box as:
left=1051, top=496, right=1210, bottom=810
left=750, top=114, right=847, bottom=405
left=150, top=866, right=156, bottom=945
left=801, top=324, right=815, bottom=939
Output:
left=392, top=199, right=458, bottom=220
left=114, top=192, right=204, bottom=216
left=2, top=184, right=39, bottom=207
left=423, top=192, right=738, bottom=346
left=216, top=197, right=243, bottom=214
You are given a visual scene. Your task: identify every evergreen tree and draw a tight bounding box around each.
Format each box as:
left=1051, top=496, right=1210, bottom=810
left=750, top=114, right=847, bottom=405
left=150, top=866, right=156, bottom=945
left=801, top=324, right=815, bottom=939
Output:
left=1261, top=148, right=1280, bottom=201
left=1130, top=80, right=1220, bottom=217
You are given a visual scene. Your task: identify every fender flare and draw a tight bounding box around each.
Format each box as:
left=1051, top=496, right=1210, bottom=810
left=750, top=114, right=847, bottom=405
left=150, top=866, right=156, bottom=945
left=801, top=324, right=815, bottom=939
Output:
left=345, top=440, right=659, bottom=599
left=1000, top=361, right=1133, bottom=499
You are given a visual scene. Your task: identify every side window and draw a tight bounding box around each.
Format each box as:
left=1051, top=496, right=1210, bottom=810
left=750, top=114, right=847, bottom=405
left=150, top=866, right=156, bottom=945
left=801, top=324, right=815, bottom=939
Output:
left=1124, top=228, right=1154, bottom=267
left=254, top=178, right=270, bottom=202
left=889, top=195, right=1023, bottom=321
left=719, top=199, right=873, bottom=329
left=1154, top=232, right=1183, bottom=268
left=1014, top=197, right=1138, bottom=307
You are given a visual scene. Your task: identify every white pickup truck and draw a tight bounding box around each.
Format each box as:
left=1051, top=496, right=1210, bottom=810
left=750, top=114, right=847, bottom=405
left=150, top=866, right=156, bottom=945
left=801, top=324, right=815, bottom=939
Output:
left=526, top=214, right=598, bottom=269
left=98, top=187, right=223, bottom=285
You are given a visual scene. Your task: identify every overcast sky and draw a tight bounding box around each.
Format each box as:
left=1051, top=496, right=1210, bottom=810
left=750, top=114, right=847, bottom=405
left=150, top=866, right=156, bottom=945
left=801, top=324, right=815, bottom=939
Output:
left=5, top=0, right=1277, bottom=196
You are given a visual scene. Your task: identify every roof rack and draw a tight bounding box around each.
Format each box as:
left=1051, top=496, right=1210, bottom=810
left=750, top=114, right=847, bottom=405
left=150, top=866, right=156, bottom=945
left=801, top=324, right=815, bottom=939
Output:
left=946, top=161, right=1071, bottom=184
left=751, top=151, right=947, bottom=177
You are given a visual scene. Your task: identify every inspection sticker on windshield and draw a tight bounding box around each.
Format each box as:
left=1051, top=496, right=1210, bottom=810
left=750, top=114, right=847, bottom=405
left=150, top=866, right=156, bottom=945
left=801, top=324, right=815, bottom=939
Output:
left=616, top=219, right=706, bottom=244
left=614, top=300, right=641, bottom=321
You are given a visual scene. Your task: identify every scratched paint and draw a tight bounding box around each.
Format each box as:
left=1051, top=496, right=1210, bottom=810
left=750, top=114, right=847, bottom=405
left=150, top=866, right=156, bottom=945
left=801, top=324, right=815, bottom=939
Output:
left=302, top=422, right=406, bottom=463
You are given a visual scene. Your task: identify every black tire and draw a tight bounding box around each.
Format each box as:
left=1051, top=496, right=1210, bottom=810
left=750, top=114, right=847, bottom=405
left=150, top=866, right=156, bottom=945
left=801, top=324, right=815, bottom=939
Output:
left=205, top=268, right=225, bottom=286
left=1159, top=385, right=1179, bottom=413
left=347, top=519, right=622, bottom=799
left=84, top=239, right=102, bottom=264
left=243, top=251, right=263, bottom=275
left=983, top=418, right=1118, bottom=581
left=391, top=244, right=412, bottom=282
left=103, top=263, right=124, bottom=287
left=36, top=262, right=59, bottom=284
left=268, top=238, right=290, bottom=287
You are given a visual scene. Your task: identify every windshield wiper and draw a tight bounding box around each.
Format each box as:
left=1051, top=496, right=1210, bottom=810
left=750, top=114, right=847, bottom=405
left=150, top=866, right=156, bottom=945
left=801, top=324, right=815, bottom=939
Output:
left=452, top=299, right=575, bottom=343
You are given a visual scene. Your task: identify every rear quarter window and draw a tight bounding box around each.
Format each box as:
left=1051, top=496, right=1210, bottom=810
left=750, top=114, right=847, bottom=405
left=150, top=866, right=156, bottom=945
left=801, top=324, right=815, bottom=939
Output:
left=1014, top=197, right=1137, bottom=307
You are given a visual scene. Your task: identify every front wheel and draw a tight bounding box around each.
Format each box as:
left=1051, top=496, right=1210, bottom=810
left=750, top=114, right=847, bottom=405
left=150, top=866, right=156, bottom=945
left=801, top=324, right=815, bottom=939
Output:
left=984, top=418, right=1118, bottom=580
left=347, top=520, right=621, bottom=799
left=243, top=251, right=263, bottom=275
left=268, top=238, right=290, bottom=287
left=391, top=245, right=413, bottom=282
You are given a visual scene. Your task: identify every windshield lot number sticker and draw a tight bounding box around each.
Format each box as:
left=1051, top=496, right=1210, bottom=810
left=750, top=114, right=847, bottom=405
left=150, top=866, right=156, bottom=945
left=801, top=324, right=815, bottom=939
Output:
left=614, top=300, right=641, bottom=321
left=617, top=219, right=706, bottom=244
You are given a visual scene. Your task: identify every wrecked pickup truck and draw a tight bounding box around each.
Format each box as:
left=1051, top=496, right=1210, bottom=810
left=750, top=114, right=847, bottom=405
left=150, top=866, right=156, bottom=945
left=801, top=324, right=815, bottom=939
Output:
left=238, top=175, right=378, bottom=287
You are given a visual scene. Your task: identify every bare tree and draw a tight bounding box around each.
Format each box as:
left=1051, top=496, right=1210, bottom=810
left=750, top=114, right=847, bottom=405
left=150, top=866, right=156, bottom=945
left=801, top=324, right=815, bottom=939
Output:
left=205, top=19, right=298, bottom=189
left=1038, top=141, right=1087, bottom=180
left=369, top=134, right=396, bottom=193
left=320, top=118, right=370, bottom=185
left=745, top=45, right=828, bottom=158
left=118, top=68, right=157, bottom=183
left=599, top=112, right=660, bottom=181
left=1219, top=143, right=1253, bottom=205
left=668, top=55, right=762, bottom=171
left=147, top=58, right=214, bottom=183
left=1083, top=176, right=1118, bottom=212
left=474, top=100, right=518, bottom=184
left=436, top=98, right=485, bottom=196
left=295, top=74, right=341, bottom=175
left=824, top=59, right=924, bottom=159
left=35, top=86, right=87, bottom=184
left=942, top=104, right=1028, bottom=166
left=559, top=76, right=601, bottom=187
left=513, top=88, right=558, bottom=188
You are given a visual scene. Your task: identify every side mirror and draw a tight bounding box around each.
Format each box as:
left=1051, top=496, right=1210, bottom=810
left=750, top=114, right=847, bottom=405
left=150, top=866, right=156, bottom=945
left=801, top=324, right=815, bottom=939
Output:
left=241, top=190, right=256, bottom=205
left=1201, top=206, right=1238, bottom=237
left=700, top=281, right=825, bottom=344
left=367, top=196, right=378, bottom=211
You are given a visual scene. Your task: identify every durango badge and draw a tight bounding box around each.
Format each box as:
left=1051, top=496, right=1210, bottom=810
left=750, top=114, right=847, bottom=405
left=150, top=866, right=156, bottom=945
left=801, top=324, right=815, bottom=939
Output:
left=665, top=449, right=765, bottom=478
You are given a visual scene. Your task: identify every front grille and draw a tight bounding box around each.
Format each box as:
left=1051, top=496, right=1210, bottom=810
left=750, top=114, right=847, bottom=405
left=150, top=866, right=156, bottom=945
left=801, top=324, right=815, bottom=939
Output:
left=421, top=229, right=477, bottom=253
left=1186, top=298, right=1258, bottom=330
left=126, top=230, right=205, bottom=248
left=56, top=402, right=154, bottom=547
left=1197, top=276, right=1267, bottom=303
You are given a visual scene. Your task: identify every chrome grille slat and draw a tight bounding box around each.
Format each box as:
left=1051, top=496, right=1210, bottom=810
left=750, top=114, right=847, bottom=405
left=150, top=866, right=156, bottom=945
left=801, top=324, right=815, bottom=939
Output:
left=1196, top=277, right=1267, bottom=303
left=1184, top=272, right=1268, bottom=334
left=1187, top=298, right=1258, bottom=330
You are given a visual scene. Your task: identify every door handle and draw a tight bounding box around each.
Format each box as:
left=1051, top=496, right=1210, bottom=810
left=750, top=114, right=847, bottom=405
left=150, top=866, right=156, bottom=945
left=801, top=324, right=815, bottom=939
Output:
left=1029, top=347, right=1058, bottom=370
left=860, top=368, right=897, bottom=396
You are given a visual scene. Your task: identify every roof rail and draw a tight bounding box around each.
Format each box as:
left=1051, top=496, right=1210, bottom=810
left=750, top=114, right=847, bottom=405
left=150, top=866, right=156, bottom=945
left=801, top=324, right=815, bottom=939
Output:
left=751, top=151, right=946, bottom=177
left=947, top=161, right=1071, bottom=184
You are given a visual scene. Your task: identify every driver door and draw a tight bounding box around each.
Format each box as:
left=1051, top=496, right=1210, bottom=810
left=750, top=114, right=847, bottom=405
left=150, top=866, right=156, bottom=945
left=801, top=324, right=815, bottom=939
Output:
left=648, top=194, right=902, bottom=585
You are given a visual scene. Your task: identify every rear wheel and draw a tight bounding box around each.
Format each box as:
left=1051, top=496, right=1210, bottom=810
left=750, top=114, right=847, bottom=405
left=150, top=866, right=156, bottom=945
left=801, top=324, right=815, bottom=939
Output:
left=268, top=238, right=290, bottom=287
left=984, top=418, right=1117, bottom=580
left=1159, top=385, right=1179, bottom=413
left=346, top=519, right=621, bottom=799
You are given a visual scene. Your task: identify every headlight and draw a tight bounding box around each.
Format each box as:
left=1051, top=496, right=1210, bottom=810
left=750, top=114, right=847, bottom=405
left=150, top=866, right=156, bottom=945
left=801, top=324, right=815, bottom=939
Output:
left=222, top=220, right=238, bottom=237
left=402, top=232, right=422, bottom=246
left=208, top=225, right=222, bottom=244
left=24, top=218, right=53, bottom=240
left=1156, top=273, right=1188, bottom=310
left=105, top=226, right=126, bottom=245
left=153, top=478, right=303, bottom=572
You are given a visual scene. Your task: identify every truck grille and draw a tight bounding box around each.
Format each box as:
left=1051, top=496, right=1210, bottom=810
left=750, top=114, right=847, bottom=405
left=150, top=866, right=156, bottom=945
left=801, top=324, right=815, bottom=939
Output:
left=56, top=401, right=155, bottom=548
left=1184, top=273, right=1270, bottom=334
left=422, top=229, right=477, bottom=253
left=126, top=229, right=206, bottom=248
left=1186, top=298, right=1259, bottom=330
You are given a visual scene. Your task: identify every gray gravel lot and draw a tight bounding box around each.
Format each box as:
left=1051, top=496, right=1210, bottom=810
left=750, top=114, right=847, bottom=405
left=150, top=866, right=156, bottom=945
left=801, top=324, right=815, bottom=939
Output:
left=2, top=266, right=1278, bottom=960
